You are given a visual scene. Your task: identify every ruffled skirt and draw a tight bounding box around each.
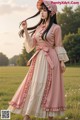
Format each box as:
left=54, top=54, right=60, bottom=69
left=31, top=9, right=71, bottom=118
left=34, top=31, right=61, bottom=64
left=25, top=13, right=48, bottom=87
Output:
left=7, top=50, right=65, bottom=118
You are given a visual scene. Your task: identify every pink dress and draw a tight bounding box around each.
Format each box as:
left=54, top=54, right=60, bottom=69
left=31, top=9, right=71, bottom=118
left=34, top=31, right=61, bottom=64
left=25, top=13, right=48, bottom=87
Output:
left=7, top=23, right=69, bottom=118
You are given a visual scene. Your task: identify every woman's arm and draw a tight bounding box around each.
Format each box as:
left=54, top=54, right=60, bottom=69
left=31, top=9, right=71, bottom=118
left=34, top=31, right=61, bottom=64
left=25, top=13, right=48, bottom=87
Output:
left=54, top=25, right=69, bottom=62
left=54, top=25, right=69, bottom=72
left=22, top=21, right=37, bottom=53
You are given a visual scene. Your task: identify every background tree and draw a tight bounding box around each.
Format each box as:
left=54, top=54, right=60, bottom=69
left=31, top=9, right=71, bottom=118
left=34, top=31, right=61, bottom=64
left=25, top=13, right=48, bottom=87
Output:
left=78, top=28, right=80, bottom=34
left=17, top=47, right=34, bottom=66
left=63, top=30, right=80, bottom=64
left=0, top=53, right=9, bottom=66
left=57, top=5, right=80, bottom=38
left=9, top=55, right=19, bottom=66
left=17, top=54, right=26, bottom=66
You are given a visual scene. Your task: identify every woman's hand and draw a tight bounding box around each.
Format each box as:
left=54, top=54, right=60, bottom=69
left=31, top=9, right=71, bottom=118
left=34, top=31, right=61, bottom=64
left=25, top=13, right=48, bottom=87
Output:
left=60, top=61, right=66, bottom=73
left=21, top=20, right=27, bottom=29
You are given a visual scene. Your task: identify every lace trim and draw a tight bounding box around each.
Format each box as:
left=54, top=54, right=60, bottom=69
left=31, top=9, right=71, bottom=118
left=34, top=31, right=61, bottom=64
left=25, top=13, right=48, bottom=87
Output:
left=41, top=64, right=52, bottom=107
left=58, top=53, right=69, bottom=62
left=9, top=56, right=37, bottom=109
left=42, top=107, right=66, bottom=112
left=55, top=46, right=69, bottom=62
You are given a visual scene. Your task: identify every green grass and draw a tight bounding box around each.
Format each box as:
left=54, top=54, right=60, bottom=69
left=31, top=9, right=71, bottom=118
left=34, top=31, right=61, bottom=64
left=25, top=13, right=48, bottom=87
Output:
left=0, top=66, right=80, bottom=120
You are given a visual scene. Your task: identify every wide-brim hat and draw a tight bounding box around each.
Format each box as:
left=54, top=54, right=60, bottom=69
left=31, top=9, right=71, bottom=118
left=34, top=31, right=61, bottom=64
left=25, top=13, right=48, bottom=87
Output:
left=37, top=0, right=57, bottom=16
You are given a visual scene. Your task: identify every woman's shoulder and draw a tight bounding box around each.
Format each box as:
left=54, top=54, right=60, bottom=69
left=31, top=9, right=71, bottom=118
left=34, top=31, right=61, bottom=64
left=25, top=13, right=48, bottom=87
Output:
left=51, top=23, right=62, bottom=34
left=52, top=23, right=61, bottom=30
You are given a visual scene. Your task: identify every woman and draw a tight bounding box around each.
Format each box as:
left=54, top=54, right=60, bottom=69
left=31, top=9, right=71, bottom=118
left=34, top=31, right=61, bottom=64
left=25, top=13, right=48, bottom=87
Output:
left=7, top=0, right=69, bottom=120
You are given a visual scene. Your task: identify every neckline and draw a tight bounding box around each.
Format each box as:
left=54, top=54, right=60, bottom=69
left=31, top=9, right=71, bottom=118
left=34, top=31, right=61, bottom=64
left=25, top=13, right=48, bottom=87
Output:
left=41, top=23, right=46, bottom=28
left=41, top=22, right=49, bottom=28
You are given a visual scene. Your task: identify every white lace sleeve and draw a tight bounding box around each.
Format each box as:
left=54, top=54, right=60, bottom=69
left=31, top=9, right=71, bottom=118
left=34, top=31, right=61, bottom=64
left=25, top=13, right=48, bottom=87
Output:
left=55, top=46, right=69, bottom=62
left=24, top=28, right=36, bottom=53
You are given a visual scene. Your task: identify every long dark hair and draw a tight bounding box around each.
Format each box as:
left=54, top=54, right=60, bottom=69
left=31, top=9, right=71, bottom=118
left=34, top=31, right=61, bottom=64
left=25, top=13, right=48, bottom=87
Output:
left=19, top=3, right=57, bottom=40
left=40, top=3, right=57, bottom=40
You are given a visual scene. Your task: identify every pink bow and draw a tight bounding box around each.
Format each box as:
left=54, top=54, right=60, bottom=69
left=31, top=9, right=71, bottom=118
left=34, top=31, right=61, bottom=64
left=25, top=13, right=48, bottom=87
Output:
left=27, top=46, right=54, bottom=69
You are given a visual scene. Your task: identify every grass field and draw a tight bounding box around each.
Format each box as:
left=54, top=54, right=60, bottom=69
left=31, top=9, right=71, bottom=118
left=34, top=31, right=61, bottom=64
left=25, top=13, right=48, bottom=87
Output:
left=0, top=66, right=80, bottom=120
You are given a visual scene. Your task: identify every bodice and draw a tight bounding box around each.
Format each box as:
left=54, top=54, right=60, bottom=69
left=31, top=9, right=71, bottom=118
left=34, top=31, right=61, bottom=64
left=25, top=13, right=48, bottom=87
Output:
left=33, top=23, right=56, bottom=48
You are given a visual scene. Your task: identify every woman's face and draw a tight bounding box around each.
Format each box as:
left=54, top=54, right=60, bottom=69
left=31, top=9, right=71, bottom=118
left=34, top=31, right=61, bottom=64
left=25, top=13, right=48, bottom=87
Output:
left=40, top=6, right=48, bottom=20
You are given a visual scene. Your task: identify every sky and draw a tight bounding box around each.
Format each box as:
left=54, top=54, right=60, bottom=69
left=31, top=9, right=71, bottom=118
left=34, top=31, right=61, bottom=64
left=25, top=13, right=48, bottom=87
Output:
left=0, top=0, right=80, bottom=58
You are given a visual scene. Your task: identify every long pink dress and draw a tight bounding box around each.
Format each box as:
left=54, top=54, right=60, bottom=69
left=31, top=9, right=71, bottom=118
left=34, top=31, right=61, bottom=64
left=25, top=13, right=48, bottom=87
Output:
left=7, top=23, right=69, bottom=118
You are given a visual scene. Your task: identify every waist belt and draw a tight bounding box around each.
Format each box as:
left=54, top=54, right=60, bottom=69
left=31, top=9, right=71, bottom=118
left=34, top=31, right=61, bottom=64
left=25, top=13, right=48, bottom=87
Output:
left=27, top=45, right=54, bottom=69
